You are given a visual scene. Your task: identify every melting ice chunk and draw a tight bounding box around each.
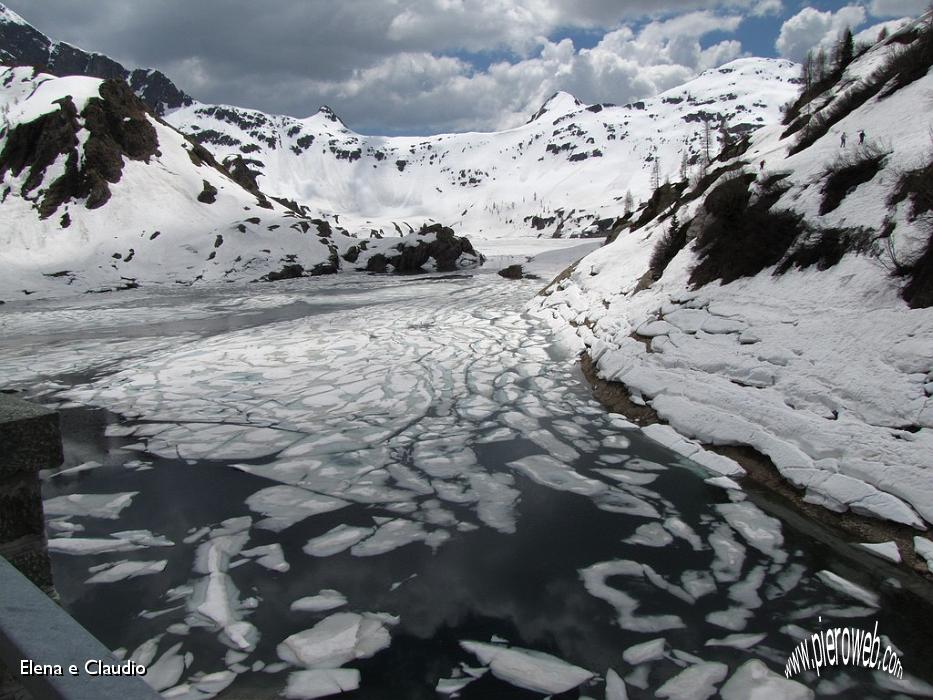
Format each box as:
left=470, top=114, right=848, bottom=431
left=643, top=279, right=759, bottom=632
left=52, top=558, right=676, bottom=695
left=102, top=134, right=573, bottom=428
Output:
left=720, top=659, right=813, bottom=699
left=44, top=492, right=138, bottom=519
left=705, top=633, right=766, bottom=650
left=283, top=669, right=361, bottom=699
left=622, top=638, right=666, bottom=665
left=624, top=522, right=673, bottom=547
left=506, top=455, right=606, bottom=496
left=580, top=561, right=684, bottom=633
left=459, top=640, right=593, bottom=695
left=241, top=544, right=290, bottom=573
left=605, top=668, right=628, bottom=700
left=656, top=662, right=728, bottom=700
left=350, top=519, right=447, bottom=557
left=48, top=529, right=173, bottom=555
left=246, top=485, right=347, bottom=532
left=86, top=559, right=167, bottom=584
left=291, top=590, right=348, bottom=613
left=277, top=613, right=393, bottom=669
left=304, top=525, right=374, bottom=557
left=716, top=502, right=785, bottom=563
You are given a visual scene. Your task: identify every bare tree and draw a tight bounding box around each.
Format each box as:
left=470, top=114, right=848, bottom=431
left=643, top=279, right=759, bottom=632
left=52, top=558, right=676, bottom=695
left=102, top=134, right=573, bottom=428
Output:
left=702, top=118, right=712, bottom=167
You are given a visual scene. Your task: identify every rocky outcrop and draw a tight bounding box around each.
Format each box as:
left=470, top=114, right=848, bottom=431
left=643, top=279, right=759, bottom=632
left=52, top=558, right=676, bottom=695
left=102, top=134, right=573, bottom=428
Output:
left=363, top=224, right=484, bottom=273
left=498, top=264, right=525, bottom=279
left=0, top=79, right=159, bottom=217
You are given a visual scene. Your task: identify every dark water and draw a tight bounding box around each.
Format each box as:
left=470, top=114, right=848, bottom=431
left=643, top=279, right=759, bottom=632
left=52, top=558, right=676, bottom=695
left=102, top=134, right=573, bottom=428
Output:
left=41, top=403, right=933, bottom=700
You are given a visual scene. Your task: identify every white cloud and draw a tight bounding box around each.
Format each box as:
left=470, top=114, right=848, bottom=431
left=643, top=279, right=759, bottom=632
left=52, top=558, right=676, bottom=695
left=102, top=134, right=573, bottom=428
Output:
left=751, top=0, right=783, bottom=17
left=775, top=5, right=867, bottom=62
left=6, top=0, right=753, bottom=134
left=868, top=0, right=928, bottom=19
left=284, top=10, right=747, bottom=133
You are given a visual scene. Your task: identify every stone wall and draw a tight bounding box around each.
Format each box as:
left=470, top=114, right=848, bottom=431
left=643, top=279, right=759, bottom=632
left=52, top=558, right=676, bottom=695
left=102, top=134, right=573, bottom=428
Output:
left=0, top=394, right=63, bottom=700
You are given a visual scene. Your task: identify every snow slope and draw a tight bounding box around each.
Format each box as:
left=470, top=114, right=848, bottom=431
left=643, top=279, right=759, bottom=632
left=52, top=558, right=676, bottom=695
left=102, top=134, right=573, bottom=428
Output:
left=166, top=58, right=800, bottom=240
left=0, top=68, right=481, bottom=298
left=535, top=19, right=933, bottom=546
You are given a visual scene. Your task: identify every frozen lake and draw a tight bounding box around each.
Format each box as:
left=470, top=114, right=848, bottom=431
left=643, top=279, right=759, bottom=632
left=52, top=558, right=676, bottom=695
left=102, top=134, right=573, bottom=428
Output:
left=2, top=256, right=932, bottom=699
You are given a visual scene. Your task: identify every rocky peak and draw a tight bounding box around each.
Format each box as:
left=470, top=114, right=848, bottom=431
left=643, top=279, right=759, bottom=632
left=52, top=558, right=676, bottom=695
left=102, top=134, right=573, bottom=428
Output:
left=0, top=2, right=191, bottom=115
left=527, top=91, right=584, bottom=123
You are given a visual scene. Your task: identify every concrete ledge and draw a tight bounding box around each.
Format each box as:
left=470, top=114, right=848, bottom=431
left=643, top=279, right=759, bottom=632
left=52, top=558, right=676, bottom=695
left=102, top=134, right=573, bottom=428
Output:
left=0, top=557, right=163, bottom=700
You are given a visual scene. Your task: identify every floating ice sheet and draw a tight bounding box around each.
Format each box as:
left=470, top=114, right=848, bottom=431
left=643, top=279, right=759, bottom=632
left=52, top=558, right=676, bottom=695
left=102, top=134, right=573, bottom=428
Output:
left=277, top=612, right=393, bottom=669
left=86, top=559, right=167, bottom=584
left=246, top=485, right=347, bottom=532
left=291, top=591, right=348, bottom=613
left=459, top=640, right=593, bottom=695
left=284, top=669, right=361, bottom=699
left=44, top=492, right=138, bottom=520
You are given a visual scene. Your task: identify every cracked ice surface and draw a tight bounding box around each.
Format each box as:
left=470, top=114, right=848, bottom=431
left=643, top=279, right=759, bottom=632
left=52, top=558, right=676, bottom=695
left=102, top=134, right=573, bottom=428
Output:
left=42, top=276, right=624, bottom=550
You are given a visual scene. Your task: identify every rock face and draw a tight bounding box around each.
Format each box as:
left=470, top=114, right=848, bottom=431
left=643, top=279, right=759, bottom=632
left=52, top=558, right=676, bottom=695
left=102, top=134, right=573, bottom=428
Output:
left=0, top=4, right=191, bottom=115
left=0, top=79, right=159, bottom=217
left=364, top=224, right=484, bottom=273
left=498, top=264, right=525, bottom=279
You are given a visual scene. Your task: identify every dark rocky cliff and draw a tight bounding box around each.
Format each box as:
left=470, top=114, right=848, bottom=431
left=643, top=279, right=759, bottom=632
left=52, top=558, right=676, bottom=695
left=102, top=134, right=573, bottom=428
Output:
left=0, top=6, right=191, bottom=115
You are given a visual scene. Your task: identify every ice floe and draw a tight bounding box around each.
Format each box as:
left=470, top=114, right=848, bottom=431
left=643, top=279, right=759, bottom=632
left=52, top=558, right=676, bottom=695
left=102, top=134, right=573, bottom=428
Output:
left=655, top=662, right=727, bottom=700
left=86, top=559, right=167, bottom=584
left=291, top=591, right=348, bottom=613
left=246, top=485, right=347, bottom=532
left=44, top=492, right=138, bottom=519
left=47, top=529, right=173, bottom=555
left=719, top=659, right=813, bottom=699
left=459, top=640, right=594, bottom=695
left=283, top=669, right=361, bottom=699
left=303, top=525, right=374, bottom=558
left=277, top=612, right=393, bottom=669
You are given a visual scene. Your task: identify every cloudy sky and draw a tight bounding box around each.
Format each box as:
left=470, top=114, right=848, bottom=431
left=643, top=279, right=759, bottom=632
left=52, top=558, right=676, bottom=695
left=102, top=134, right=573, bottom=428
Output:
left=5, top=0, right=925, bottom=134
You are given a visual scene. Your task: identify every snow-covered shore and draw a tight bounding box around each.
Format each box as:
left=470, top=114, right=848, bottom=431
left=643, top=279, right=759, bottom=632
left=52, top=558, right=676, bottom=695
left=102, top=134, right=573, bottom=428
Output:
left=532, top=21, right=933, bottom=571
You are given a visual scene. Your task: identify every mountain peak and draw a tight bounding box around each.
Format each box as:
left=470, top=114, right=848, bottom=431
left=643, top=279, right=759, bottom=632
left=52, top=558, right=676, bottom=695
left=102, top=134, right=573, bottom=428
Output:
left=527, top=91, right=583, bottom=123
left=317, top=105, right=344, bottom=124
left=0, top=3, right=28, bottom=26
left=310, top=105, right=347, bottom=128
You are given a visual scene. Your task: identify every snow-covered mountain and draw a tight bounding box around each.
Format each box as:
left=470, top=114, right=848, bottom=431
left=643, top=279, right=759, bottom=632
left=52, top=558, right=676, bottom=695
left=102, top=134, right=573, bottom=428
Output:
left=535, top=17, right=933, bottom=554
left=167, top=58, right=800, bottom=239
left=0, top=1, right=800, bottom=243
left=0, top=2, right=802, bottom=297
left=0, top=67, right=481, bottom=298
